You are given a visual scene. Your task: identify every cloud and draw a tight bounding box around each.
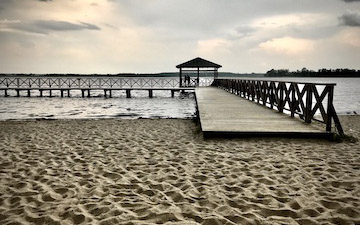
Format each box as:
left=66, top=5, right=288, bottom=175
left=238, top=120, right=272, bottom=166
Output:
left=38, top=0, right=52, bottom=2
left=234, top=25, right=256, bottom=39
left=259, top=36, right=315, bottom=56
left=337, top=28, right=360, bottom=47
left=2, top=20, right=100, bottom=34
left=339, top=11, right=360, bottom=26
left=341, top=0, right=360, bottom=2
left=195, top=38, right=232, bottom=57
left=35, top=20, right=100, bottom=31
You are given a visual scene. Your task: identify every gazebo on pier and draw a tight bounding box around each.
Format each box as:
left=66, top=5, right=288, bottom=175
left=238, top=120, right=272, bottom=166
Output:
left=176, top=57, right=222, bottom=87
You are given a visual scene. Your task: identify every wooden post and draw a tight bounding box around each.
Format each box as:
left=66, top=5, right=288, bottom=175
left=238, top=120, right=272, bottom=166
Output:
left=291, top=83, right=296, bottom=117
left=27, top=90, right=31, bottom=97
left=279, top=83, right=284, bottom=112
left=270, top=85, right=274, bottom=109
left=5, top=90, right=8, bottom=97
left=263, top=82, right=268, bottom=106
left=251, top=81, right=255, bottom=101
left=49, top=90, right=52, bottom=97
left=104, top=90, right=107, bottom=98
left=326, top=85, right=334, bottom=132
left=126, top=90, right=131, bottom=98
left=256, top=81, right=260, bottom=103
left=67, top=90, right=70, bottom=97
left=81, top=90, right=85, bottom=98
left=61, top=90, right=64, bottom=98
left=171, top=90, right=175, bottom=98
left=109, top=90, right=112, bottom=98
left=40, top=90, right=43, bottom=97
left=305, top=85, right=313, bottom=123
left=148, top=90, right=153, bottom=98
left=87, top=89, right=90, bottom=97
left=16, top=89, right=20, bottom=97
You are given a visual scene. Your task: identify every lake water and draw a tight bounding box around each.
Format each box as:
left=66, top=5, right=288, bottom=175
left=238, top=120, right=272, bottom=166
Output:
left=0, top=77, right=359, bottom=120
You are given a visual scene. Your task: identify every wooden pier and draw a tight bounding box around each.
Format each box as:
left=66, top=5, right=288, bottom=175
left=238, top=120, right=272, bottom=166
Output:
left=196, top=78, right=344, bottom=137
left=0, top=76, right=214, bottom=98
left=0, top=75, right=344, bottom=137
left=196, top=87, right=331, bottom=137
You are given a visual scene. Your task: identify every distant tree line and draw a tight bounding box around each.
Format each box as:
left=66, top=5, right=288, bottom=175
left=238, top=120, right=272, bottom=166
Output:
left=0, top=72, right=264, bottom=77
left=265, top=68, right=360, bottom=77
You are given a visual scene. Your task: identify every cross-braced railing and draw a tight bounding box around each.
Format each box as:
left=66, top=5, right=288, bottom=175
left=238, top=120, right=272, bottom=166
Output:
left=213, top=79, right=344, bottom=135
left=0, top=76, right=215, bottom=89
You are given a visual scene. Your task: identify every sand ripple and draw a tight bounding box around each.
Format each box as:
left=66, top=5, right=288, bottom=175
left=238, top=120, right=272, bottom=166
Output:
left=0, top=116, right=359, bottom=224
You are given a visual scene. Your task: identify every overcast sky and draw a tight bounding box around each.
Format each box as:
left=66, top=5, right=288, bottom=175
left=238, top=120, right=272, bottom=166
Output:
left=0, top=0, right=360, bottom=74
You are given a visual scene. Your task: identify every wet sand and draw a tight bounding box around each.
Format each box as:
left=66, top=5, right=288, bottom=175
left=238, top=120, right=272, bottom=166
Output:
left=0, top=116, right=359, bottom=225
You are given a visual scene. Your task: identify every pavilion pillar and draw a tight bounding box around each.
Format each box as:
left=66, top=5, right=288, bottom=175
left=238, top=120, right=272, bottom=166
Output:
left=179, top=68, right=183, bottom=87
left=197, top=67, right=200, bottom=86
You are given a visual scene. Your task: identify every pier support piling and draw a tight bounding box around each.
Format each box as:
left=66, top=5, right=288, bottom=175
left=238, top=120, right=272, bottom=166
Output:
left=87, top=89, right=90, bottom=98
left=49, top=90, right=52, bottom=97
left=148, top=90, right=153, bottom=98
left=5, top=90, right=8, bottom=97
left=40, top=90, right=43, bottom=97
left=126, top=90, right=131, bottom=98
left=171, top=90, right=175, bottom=98
left=81, top=90, right=85, bottom=98
left=16, top=89, right=20, bottom=97
left=61, top=90, right=64, bottom=98
left=27, top=90, right=31, bottom=97
left=67, top=90, right=70, bottom=97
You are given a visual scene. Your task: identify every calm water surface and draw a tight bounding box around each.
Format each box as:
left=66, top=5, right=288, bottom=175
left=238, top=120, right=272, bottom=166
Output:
left=0, top=77, right=359, bottom=120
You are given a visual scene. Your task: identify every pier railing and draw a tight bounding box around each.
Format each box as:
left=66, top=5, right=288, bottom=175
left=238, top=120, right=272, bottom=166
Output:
left=0, top=76, right=214, bottom=89
left=213, top=79, right=344, bottom=135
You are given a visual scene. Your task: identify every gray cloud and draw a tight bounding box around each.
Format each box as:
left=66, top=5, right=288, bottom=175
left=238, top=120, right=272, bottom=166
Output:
left=339, top=11, right=360, bottom=26
left=0, top=0, right=13, bottom=10
left=7, top=20, right=100, bottom=34
left=341, top=0, right=360, bottom=2
left=34, top=20, right=100, bottom=31
left=235, top=26, right=256, bottom=39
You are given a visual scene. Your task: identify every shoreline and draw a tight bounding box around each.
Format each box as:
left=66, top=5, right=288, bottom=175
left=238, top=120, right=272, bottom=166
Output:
left=0, top=116, right=359, bottom=225
left=0, top=112, right=359, bottom=121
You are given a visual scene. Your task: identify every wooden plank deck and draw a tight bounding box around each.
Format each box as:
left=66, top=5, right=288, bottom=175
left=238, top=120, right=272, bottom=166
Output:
left=195, top=87, right=330, bottom=137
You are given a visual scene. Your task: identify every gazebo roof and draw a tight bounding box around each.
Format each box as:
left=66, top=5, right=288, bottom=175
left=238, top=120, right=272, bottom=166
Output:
left=176, top=57, right=222, bottom=69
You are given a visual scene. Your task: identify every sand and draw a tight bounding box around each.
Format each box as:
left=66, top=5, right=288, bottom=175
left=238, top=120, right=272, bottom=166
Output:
left=0, top=116, right=359, bottom=225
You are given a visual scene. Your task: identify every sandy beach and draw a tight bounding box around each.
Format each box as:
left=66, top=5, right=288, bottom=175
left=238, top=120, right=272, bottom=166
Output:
left=0, top=116, right=359, bottom=225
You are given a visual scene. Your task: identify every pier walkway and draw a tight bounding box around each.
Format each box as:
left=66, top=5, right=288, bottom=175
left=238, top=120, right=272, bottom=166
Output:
left=195, top=87, right=330, bottom=137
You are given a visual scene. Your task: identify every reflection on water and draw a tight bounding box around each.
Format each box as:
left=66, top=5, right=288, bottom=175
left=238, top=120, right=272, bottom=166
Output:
left=0, top=90, right=196, bottom=120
